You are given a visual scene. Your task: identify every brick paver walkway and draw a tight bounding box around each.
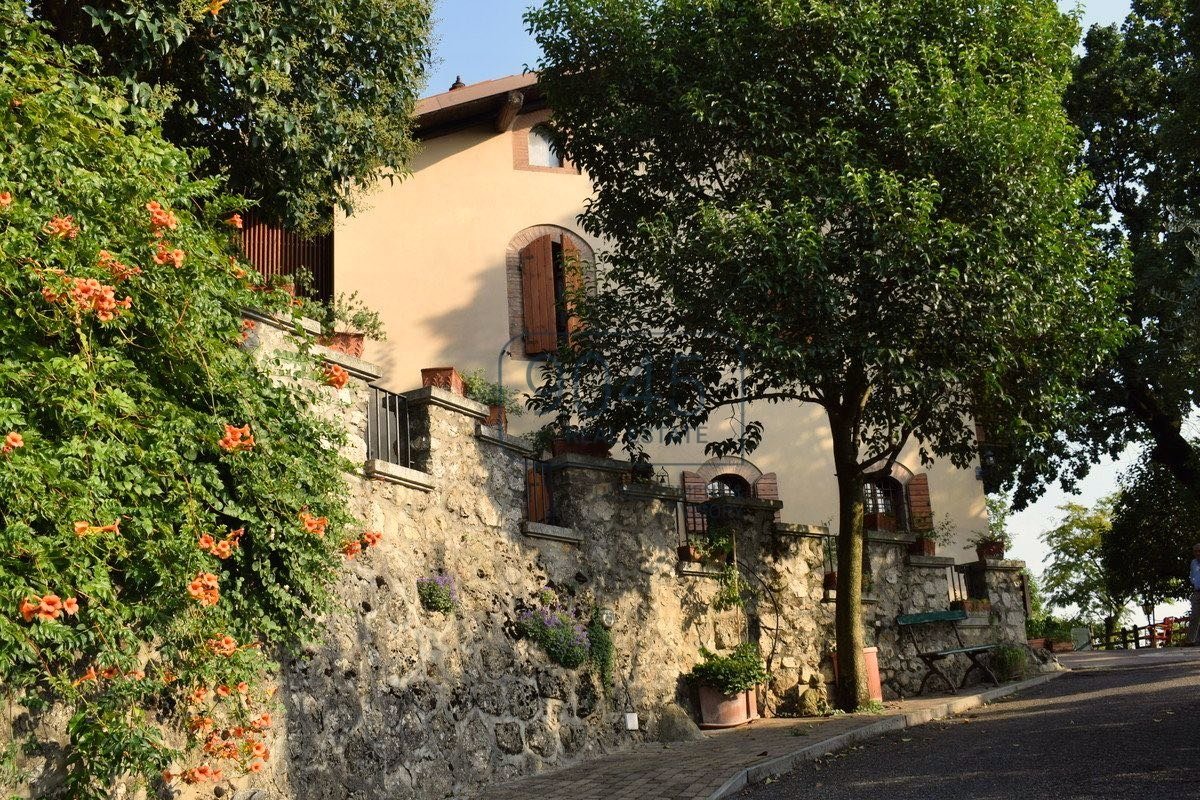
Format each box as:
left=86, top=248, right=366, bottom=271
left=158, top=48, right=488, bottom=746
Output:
left=479, top=678, right=1059, bottom=800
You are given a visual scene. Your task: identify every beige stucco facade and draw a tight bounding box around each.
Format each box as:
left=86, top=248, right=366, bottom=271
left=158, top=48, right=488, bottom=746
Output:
left=334, top=80, right=989, bottom=560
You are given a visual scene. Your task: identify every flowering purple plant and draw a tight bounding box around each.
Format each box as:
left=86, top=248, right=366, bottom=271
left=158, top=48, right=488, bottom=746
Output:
left=518, top=589, right=590, bottom=669
left=417, top=574, right=457, bottom=614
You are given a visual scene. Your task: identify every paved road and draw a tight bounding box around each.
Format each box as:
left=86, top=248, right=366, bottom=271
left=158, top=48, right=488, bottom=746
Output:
left=739, top=654, right=1200, bottom=800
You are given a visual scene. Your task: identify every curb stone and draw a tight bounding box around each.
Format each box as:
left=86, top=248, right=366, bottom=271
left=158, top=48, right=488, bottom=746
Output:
left=707, top=672, right=1067, bottom=799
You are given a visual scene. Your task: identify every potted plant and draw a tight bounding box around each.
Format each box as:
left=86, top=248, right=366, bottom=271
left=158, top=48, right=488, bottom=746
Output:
left=677, top=542, right=705, bottom=563
left=909, top=513, right=955, bottom=556
left=302, top=287, right=387, bottom=358
left=684, top=644, right=767, bottom=729
left=461, top=369, right=525, bottom=429
left=966, top=529, right=1011, bottom=561
left=705, top=525, right=735, bottom=563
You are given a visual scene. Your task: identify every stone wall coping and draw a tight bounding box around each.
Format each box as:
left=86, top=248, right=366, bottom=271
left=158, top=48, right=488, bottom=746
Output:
left=773, top=522, right=831, bottom=539
left=242, top=306, right=322, bottom=337
left=906, top=555, right=956, bottom=568
left=364, top=459, right=435, bottom=492
left=955, top=558, right=1026, bottom=574
left=546, top=452, right=631, bottom=474
left=619, top=482, right=683, bottom=503
left=707, top=495, right=784, bottom=513
left=866, top=530, right=918, bottom=546
left=676, top=563, right=724, bottom=579
left=520, top=520, right=582, bottom=545
left=401, top=386, right=489, bottom=420
left=314, top=345, right=383, bottom=382
left=475, top=424, right=537, bottom=456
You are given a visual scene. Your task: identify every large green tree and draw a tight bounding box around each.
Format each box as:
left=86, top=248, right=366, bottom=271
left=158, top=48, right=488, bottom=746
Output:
left=1105, top=448, right=1200, bottom=605
left=30, top=0, right=432, bottom=231
left=526, top=0, right=1125, bottom=709
left=997, top=0, right=1200, bottom=505
left=1040, top=497, right=1130, bottom=624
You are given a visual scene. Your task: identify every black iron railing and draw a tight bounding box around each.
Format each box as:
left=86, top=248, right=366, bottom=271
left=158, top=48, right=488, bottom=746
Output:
left=367, top=386, right=412, bottom=469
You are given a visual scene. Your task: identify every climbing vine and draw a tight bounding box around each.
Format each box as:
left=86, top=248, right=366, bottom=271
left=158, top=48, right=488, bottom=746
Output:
left=0, top=9, right=366, bottom=797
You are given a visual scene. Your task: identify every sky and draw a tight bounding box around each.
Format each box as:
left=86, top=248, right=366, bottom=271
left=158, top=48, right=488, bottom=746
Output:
left=426, top=0, right=1135, bottom=94
left=426, top=1, right=1192, bottom=619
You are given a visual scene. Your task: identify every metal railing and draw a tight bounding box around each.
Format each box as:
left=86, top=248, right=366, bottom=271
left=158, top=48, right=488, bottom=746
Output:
left=524, top=459, right=557, bottom=525
left=367, top=386, right=412, bottom=469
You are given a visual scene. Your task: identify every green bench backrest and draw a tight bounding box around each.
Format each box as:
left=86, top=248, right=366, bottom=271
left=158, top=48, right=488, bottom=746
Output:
left=896, top=609, right=968, bottom=626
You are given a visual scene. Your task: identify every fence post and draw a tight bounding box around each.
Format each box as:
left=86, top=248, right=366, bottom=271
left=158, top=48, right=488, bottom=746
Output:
left=1120, top=627, right=1130, bottom=649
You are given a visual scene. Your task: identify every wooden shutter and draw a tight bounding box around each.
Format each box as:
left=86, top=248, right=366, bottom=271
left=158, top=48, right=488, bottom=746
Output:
left=520, top=235, right=557, bottom=354
left=527, top=467, right=549, bottom=523
left=681, top=470, right=709, bottom=534
left=753, top=472, right=781, bottom=521
left=560, top=235, right=584, bottom=341
left=906, top=473, right=932, bottom=532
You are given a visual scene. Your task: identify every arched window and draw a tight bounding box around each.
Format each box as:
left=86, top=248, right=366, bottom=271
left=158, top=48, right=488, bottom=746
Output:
left=864, top=477, right=907, bottom=530
left=706, top=474, right=751, bottom=499
left=527, top=125, right=563, bottom=168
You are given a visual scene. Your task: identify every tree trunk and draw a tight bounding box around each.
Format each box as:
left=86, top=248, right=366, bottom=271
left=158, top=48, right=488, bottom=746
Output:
left=1123, top=370, right=1200, bottom=502
left=830, top=412, right=869, bottom=711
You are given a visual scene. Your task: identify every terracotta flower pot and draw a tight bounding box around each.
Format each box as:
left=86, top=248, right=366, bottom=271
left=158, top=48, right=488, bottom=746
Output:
left=484, top=404, right=507, bottom=429
left=677, top=544, right=704, bottom=563
left=697, top=685, right=752, bottom=729
left=909, top=537, right=937, bottom=556
left=319, top=331, right=365, bottom=358
left=864, top=512, right=896, bottom=532
left=421, top=367, right=465, bottom=396
left=976, top=540, right=1005, bottom=560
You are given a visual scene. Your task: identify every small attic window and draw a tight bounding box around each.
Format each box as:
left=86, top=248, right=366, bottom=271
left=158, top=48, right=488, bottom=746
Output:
left=527, top=125, right=563, bottom=168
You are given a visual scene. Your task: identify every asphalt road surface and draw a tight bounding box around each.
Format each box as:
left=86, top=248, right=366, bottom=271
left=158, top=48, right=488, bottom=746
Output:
left=739, top=653, right=1200, bottom=800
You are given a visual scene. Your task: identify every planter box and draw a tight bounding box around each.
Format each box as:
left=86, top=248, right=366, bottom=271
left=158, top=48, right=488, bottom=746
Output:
left=319, top=331, right=365, bottom=358
left=421, top=367, right=465, bottom=396
left=484, top=404, right=506, bottom=429
left=975, top=540, right=1005, bottom=560
left=1027, top=638, right=1048, bottom=650
left=697, top=685, right=758, bottom=729
left=908, top=537, right=937, bottom=557
left=550, top=437, right=611, bottom=458
left=864, top=512, right=896, bottom=532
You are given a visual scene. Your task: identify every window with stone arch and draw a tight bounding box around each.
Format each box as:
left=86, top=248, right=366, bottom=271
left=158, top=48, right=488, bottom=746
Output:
left=681, top=456, right=781, bottom=534
left=505, top=226, right=595, bottom=358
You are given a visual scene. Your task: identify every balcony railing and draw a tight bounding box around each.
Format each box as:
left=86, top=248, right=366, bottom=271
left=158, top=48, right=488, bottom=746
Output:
left=367, top=387, right=412, bottom=470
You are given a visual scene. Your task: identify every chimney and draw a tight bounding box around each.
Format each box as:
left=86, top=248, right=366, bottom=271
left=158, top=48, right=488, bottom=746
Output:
left=450, top=75, right=466, bottom=91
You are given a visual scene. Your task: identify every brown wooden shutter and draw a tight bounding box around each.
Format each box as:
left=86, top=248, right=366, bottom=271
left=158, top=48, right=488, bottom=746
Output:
left=560, top=235, right=584, bottom=341
left=753, top=472, right=781, bottom=521
left=681, top=470, right=708, bottom=533
left=527, top=467, right=549, bottom=523
left=520, top=235, right=557, bottom=354
left=906, top=473, right=932, bottom=532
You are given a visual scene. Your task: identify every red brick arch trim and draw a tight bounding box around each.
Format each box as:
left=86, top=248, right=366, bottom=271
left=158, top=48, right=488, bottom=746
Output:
left=505, top=225, right=595, bottom=358
left=695, top=456, right=764, bottom=486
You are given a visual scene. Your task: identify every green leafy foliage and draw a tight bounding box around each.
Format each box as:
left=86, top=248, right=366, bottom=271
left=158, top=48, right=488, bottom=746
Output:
left=525, top=0, right=1125, bottom=709
left=416, top=574, right=457, bottom=615
left=996, top=0, right=1200, bottom=506
left=989, top=645, right=1026, bottom=682
left=33, top=0, right=433, bottom=232
left=461, top=370, right=526, bottom=416
left=517, top=588, right=590, bottom=670
left=712, top=564, right=755, bottom=612
left=1040, top=497, right=1130, bottom=622
left=1105, top=449, right=1200, bottom=605
left=586, top=608, right=614, bottom=690
left=685, top=644, right=768, bottom=696
left=0, top=9, right=358, bottom=795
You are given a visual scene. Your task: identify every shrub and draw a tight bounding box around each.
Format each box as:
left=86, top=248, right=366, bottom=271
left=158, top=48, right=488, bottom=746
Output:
left=0, top=10, right=360, bottom=796
left=461, top=369, right=525, bottom=416
left=416, top=575, right=457, bottom=614
left=587, top=608, right=615, bottom=689
left=685, top=644, right=768, bottom=696
left=990, top=645, right=1027, bottom=682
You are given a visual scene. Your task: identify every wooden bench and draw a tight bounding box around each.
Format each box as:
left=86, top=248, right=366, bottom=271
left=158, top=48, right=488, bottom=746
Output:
left=896, top=609, right=1000, bottom=695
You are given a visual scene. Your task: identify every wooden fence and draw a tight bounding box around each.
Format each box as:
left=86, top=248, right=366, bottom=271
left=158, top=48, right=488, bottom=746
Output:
left=240, top=211, right=333, bottom=300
